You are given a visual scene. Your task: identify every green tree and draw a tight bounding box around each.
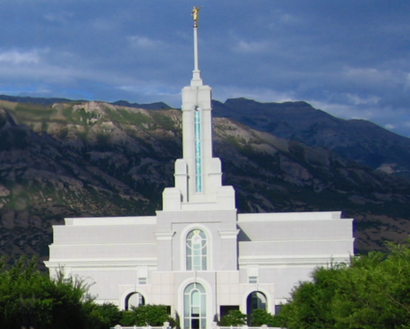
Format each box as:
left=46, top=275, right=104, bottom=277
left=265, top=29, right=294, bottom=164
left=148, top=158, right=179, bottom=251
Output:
left=0, top=257, right=107, bottom=329
left=280, top=241, right=410, bottom=329
left=88, top=303, right=123, bottom=329
left=332, top=248, right=410, bottom=329
left=219, top=310, right=247, bottom=326
left=250, top=309, right=282, bottom=327
left=279, top=265, right=342, bottom=329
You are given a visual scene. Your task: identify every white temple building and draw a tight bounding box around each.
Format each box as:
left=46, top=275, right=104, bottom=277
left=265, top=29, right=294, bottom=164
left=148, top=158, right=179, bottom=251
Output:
left=45, top=9, right=354, bottom=329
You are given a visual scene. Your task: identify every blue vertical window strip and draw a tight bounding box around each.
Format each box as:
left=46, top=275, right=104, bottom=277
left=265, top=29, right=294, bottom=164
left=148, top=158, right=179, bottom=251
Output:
left=194, top=108, right=202, bottom=192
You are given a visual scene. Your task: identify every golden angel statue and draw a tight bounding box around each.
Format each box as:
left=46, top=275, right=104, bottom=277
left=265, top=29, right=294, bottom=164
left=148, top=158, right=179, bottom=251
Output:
left=192, top=6, right=201, bottom=27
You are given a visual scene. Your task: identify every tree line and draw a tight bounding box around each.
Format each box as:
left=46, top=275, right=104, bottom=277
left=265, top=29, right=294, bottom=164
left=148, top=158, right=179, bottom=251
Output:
left=4, top=242, right=410, bottom=329
left=276, top=241, right=410, bottom=329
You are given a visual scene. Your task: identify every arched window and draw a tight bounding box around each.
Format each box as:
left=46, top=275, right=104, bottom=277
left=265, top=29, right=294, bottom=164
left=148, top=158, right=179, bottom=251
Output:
left=125, top=292, right=145, bottom=310
left=186, top=229, right=207, bottom=270
left=184, top=283, right=206, bottom=329
left=246, top=291, right=267, bottom=319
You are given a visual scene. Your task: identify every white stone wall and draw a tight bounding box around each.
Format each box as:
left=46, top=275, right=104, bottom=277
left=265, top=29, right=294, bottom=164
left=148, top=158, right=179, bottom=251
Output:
left=236, top=211, right=353, bottom=301
left=45, top=208, right=354, bottom=311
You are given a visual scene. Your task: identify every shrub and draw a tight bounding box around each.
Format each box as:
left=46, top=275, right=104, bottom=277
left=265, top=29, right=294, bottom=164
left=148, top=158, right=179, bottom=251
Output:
left=250, top=309, right=282, bottom=327
left=120, top=304, right=176, bottom=327
left=219, top=310, right=247, bottom=326
left=88, top=303, right=122, bottom=328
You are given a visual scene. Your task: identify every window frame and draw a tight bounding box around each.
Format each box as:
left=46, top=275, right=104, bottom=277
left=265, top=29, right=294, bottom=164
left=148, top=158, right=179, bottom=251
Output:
left=183, top=282, right=207, bottom=329
left=186, top=229, right=208, bottom=271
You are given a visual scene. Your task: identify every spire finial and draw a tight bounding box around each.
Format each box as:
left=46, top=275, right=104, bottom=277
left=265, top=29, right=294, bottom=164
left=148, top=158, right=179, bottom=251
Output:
left=192, top=6, right=201, bottom=28
left=191, top=6, right=203, bottom=85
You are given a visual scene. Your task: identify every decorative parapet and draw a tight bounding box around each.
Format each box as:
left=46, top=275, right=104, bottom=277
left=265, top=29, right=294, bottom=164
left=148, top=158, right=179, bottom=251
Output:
left=111, top=324, right=286, bottom=329
left=110, top=322, right=286, bottom=329
left=111, top=322, right=171, bottom=329
left=214, top=325, right=285, bottom=329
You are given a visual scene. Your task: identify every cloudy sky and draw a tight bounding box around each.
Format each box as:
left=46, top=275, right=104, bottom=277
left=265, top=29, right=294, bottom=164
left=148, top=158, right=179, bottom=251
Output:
left=1, top=1, right=410, bottom=137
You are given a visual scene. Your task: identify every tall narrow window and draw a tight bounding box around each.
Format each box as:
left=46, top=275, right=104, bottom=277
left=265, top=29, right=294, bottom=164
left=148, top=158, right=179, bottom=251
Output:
left=184, top=283, right=206, bottom=329
left=194, top=107, right=202, bottom=192
left=186, top=229, right=207, bottom=270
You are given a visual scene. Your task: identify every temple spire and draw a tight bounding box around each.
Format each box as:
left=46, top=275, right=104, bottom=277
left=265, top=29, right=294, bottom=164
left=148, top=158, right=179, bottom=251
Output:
left=191, top=6, right=203, bottom=86
left=161, top=6, right=235, bottom=211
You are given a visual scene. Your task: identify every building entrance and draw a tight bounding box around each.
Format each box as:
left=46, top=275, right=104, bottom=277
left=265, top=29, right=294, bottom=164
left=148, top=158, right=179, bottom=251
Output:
left=184, top=283, right=206, bottom=329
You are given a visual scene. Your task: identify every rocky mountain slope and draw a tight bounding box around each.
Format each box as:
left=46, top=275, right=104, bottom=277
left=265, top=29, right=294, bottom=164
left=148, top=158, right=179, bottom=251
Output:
left=1, top=99, right=410, bottom=269
left=0, top=94, right=172, bottom=111
left=212, top=98, right=410, bottom=179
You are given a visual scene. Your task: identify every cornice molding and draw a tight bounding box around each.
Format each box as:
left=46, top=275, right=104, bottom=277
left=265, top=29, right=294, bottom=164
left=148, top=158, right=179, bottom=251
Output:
left=44, top=259, right=157, bottom=268
left=239, top=256, right=350, bottom=266
left=218, top=229, right=240, bottom=239
left=154, top=231, right=176, bottom=240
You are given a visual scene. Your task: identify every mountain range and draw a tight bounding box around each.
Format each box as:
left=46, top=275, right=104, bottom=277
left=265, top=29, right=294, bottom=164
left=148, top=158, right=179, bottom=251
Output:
left=0, top=96, right=410, bottom=269
left=212, top=98, right=410, bottom=179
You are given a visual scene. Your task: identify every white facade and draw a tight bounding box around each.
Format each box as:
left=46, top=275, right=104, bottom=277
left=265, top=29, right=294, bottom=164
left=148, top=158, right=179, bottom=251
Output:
left=45, top=19, right=354, bottom=329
